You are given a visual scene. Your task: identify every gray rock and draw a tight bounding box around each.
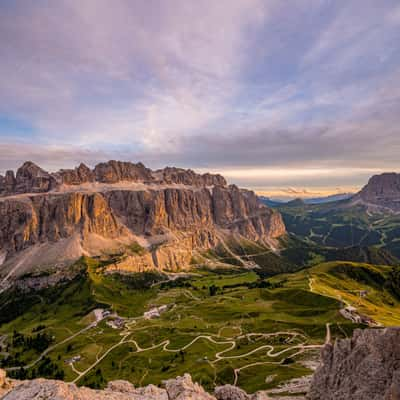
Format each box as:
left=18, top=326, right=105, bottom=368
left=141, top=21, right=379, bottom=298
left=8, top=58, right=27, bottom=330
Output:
left=214, top=384, right=250, bottom=400
left=164, top=374, right=215, bottom=399
left=308, top=327, right=400, bottom=400
left=1, top=372, right=221, bottom=400
left=354, top=172, right=400, bottom=212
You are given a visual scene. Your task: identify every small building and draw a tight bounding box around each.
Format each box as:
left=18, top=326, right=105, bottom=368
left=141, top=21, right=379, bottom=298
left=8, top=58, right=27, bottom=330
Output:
left=65, top=355, right=81, bottom=365
left=143, top=305, right=169, bottom=319
left=106, top=317, right=125, bottom=329
left=144, top=308, right=161, bottom=319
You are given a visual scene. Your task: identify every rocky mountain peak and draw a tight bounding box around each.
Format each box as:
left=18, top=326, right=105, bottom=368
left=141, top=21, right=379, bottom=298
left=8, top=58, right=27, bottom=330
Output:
left=93, top=160, right=154, bottom=183
left=12, top=161, right=56, bottom=194
left=0, top=160, right=228, bottom=197
left=0, top=160, right=285, bottom=277
left=356, top=172, right=400, bottom=211
left=16, top=161, right=47, bottom=178
left=158, top=166, right=226, bottom=187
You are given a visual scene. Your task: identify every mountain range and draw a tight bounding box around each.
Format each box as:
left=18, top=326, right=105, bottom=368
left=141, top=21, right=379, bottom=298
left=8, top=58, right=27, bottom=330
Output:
left=277, top=172, right=400, bottom=258
left=0, top=160, right=285, bottom=290
left=1, top=164, right=400, bottom=398
left=260, top=193, right=354, bottom=207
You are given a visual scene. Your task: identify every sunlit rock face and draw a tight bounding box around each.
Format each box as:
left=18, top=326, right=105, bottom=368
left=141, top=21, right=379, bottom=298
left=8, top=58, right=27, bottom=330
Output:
left=0, top=160, right=286, bottom=277
left=0, top=192, right=125, bottom=255
left=212, top=185, right=285, bottom=240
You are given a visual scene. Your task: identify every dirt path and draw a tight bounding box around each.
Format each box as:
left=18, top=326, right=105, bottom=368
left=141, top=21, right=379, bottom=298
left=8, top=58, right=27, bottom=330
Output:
left=325, top=323, right=331, bottom=344
left=6, top=320, right=99, bottom=372
left=6, top=286, right=330, bottom=388
left=71, top=328, right=324, bottom=384
left=72, top=333, right=131, bottom=383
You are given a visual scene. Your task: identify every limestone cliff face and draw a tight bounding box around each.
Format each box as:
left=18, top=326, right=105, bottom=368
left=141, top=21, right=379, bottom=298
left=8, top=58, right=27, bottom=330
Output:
left=0, top=185, right=284, bottom=274
left=0, top=193, right=125, bottom=255
left=212, top=185, right=285, bottom=241
left=105, top=188, right=215, bottom=235
left=0, top=160, right=286, bottom=276
left=308, top=328, right=400, bottom=400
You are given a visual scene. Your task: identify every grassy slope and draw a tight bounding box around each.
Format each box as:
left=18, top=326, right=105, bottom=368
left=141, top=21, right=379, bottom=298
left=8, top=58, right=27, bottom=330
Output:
left=278, top=200, right=400, bottom=261
left=1, top=255, right=398, bottom=393
left=0, top=257, right=351, bottom=392
left=272, top=261, right=400, bottom=326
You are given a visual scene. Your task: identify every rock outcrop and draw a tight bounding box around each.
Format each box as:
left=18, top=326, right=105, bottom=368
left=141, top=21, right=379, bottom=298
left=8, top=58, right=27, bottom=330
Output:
left=0, top=368, right=13, bottom=397
left=156, top=167, right=226, bottom=187
left=308, top=327, right=400, bottom=400
left=0, top=192, right=127, bottom=255
left=212, top=186, right=285, bottom=240
left=0, top=160, right=227, bottom=196
left=93, top=161, right=154, bottom=184
left=354, top=172, right=400, bottom=212
left=56, top=163, right=95, bottom=185
left=0, top=161, right=285, bottom=279
left=0, top=161, right=57, bottom=196
left=0, top=372, right=269, bottom=400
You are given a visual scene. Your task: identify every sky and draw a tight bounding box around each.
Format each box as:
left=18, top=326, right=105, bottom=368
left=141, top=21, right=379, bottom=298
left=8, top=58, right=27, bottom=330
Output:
left=1, top=0, right=400, bottom=199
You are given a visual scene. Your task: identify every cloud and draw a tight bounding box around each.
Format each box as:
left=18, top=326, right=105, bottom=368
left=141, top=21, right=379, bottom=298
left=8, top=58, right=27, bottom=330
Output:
left=0, top=0, right=400, bottom=191
left=0, top=0, right=268, bottom=149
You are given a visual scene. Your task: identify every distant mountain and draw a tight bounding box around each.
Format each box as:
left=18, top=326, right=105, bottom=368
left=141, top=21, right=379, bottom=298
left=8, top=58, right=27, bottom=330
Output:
left=274, top=172, right=400, bottom=258
left=304, top=193, right=354, bottom=204
left=285, top=198, right=306, bottom=207
left=258, top=196, right=285, bottom=207
left=259, top=193, right=354, bottom=208
left=353, top=172, right=400, bottom=212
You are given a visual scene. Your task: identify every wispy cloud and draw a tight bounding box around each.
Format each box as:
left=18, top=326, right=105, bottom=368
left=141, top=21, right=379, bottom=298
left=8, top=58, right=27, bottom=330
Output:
left=0, top=0, right=268, bottom=148
left=0, top=0, right=400, bottom=190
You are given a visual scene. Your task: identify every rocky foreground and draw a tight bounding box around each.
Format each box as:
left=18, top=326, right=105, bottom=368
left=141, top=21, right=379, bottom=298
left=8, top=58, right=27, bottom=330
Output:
left=1, top=328, right=399, bottom=399
left=308, top=327, right=400, bottom=399
left=0, top=372, right=268, bottom=400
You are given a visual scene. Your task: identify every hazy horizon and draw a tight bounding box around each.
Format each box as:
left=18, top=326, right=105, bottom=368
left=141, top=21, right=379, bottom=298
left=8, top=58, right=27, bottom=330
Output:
left=1, top=0, right=400, bottom=197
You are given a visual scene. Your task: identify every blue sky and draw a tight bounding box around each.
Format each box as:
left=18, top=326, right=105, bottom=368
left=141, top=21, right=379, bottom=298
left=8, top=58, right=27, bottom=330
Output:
left=1, top=0, right=400, bottom=197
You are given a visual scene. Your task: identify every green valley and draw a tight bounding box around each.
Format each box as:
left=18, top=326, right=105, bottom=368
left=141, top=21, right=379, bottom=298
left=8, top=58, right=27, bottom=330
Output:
left=278, top=200, right=400, bottom=259
left=1, top=252, right=399, bottom=395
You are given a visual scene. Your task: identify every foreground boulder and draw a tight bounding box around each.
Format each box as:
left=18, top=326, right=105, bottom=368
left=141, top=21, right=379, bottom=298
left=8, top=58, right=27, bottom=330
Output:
left=0, top=372, right=270, bottom=399
left=308, top=327, right=400, bottom=400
